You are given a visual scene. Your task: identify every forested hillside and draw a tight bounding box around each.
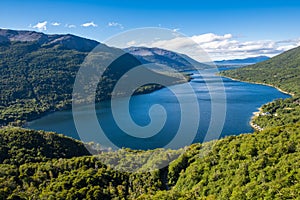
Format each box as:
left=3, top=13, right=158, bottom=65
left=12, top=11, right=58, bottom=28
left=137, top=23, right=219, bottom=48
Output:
left=0, top=29, right=188, bottom=127
left=0, top=41, right=87, bottom=126
left=0, top=123, right=299, bottom=199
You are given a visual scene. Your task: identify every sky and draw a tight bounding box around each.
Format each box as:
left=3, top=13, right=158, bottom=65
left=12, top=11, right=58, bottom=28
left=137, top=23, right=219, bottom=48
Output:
left=1, top=0, right=300, bottom=60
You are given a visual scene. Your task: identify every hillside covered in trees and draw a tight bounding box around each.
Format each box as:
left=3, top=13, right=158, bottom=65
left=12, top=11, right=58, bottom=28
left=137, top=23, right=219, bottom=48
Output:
left=0, top=123, right=299, bottom=199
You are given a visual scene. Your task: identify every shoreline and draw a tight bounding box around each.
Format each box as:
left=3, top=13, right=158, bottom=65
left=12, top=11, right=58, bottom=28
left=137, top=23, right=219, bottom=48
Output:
left=218, top=73, right=293, bottom=131
left=249, top=107, right=263, bottom=131
left=19, top=74, right=192, bottom=128
left=219, top=74, right=294, bottom=96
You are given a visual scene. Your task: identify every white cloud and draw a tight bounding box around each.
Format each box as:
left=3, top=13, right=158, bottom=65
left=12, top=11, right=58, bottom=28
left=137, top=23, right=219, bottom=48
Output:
left=51, top=22, right=61, bottom=26
left=32, top=21, right=47, bottom=31
left=194, top=36, right=299, bottom=60
left=191, top=33, right=232, bottom=43
left=81, top=22, right=98, bottom=27
left=108, top=22, right=123, bottom=29
left=126, top=33, right=300, bottom=61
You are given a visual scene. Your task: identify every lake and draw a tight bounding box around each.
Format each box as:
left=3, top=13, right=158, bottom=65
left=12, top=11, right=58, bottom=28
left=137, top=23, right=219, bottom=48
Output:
left=27, top=68, right=290, bottom=150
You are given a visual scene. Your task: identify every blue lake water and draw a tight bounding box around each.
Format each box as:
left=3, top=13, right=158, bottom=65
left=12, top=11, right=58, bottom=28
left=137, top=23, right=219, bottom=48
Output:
left=27, top=68, right=290, bottom=150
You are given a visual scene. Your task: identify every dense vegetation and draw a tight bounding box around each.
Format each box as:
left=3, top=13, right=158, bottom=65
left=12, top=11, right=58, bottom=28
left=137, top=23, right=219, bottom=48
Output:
left=0, top=127, right=174, bottom=199
left=0, top=41, right=86, bottom=126
left=0, top=127, right=90, bottom=165
left=144, top=123, right=300, bottom=199
left=0, top=154, right=166, bottom=200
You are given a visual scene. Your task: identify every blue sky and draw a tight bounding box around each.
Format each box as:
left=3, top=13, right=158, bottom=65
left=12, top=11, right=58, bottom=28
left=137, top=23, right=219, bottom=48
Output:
left=1, top=0, right=300, bottom=60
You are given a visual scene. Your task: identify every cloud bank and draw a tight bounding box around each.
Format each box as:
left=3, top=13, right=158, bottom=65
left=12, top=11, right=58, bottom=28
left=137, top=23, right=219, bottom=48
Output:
left=189, top=33, right=300, bottom=60
left=126, top=33, right=300, bottom=61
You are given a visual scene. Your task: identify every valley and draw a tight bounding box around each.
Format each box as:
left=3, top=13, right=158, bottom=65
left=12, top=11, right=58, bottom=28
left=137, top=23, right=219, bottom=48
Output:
left=0, top=28, right=299, bottom=199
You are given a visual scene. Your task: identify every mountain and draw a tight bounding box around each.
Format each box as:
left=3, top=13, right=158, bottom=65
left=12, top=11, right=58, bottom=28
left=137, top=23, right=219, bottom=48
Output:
left=0, top=29, right=142, bottom=126
left=0, top=35, right=10, bottom=44
left=0, top=29, right=100, bottom=52
left=215, top=56, right=270, bottom=65
left=0, top=29, right=188, bottom=127
left=124, top=46, right=211, bottom=71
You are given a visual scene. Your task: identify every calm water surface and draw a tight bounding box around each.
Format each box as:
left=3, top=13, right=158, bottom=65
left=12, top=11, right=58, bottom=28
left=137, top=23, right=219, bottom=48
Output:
left=27, top=68, right=290, bottom=149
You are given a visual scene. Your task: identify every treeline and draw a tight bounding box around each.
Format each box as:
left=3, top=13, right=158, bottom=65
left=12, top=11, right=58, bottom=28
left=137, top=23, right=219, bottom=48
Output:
left=142, top=123, right=300, bottom=199
left=0, top=156, right=166, bottom=200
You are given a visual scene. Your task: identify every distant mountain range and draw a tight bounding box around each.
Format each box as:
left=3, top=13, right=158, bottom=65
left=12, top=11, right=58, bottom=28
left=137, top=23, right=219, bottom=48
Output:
left=215, top=56, right=270, bottom=65
left=124, top=46, right=210, bottom=71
